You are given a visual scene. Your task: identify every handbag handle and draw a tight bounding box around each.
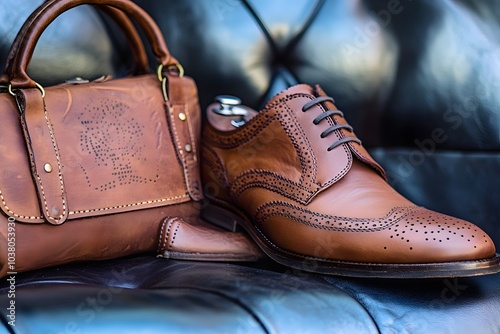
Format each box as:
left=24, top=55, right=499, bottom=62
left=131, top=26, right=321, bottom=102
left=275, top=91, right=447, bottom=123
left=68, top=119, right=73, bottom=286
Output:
left=1, top=3, right=150, bottom=85
left=6, top=0, right=177, bottom=89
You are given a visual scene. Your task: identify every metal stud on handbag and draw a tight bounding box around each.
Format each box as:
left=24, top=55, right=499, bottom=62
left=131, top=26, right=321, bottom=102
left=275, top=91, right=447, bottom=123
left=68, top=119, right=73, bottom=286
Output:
left=0, top=0, right=206, bottom=276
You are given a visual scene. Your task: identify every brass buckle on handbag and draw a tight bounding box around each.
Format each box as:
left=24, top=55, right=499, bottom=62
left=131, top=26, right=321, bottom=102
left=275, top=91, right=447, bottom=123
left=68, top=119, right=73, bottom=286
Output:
left=8, top=82, right=46, bottom=116
left=157, top=63, right=185, bottom=102
left=8, top=82, right=46, bottom=98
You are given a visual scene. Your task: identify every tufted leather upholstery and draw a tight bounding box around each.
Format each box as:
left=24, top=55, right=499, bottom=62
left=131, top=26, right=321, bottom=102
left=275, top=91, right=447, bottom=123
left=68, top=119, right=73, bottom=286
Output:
left=1, top=0, right=499, bottom=333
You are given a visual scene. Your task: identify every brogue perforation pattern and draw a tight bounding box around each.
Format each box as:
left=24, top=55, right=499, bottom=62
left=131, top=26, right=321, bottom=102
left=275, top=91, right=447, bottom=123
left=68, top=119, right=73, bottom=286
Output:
left=254, top=202, right=489, bottom=252
left=255, top=202, right=418, bottom=232
left=206, top=91, right=329, bottom=204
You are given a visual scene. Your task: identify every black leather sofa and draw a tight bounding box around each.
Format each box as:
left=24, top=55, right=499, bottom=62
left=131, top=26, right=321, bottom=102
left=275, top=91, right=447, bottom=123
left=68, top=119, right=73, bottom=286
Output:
left=1, top=1, right=499, bottom=333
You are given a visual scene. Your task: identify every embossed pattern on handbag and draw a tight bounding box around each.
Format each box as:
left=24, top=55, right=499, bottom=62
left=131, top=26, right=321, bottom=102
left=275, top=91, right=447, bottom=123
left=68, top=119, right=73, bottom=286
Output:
left=0, top=0, right=203, bottom=276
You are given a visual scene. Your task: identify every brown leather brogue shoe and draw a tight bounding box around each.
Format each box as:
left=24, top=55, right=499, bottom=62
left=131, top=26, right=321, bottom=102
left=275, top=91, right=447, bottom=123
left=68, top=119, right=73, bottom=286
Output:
left=201, top=84, right=500, bottom=278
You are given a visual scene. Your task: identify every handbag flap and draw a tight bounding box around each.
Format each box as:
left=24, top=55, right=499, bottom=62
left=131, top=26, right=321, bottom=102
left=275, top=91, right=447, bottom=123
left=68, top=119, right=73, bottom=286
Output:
left=0, top=74, right=200, bottom=224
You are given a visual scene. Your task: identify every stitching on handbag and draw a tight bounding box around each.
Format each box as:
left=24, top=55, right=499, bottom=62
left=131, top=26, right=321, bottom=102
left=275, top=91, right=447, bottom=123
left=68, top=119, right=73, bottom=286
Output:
left=30, top=98, right=67, bottom=222
left=170, top=104, right=192, bottom=191
left=184, top=104, right=197, bottom=155
left=0, top=190, right=189, bottom=221
left=68, top=193, right=189, bottom=214
left=42, top=98, right=67, bottom=220
left=179, top=104, right=193, bottom=190
left=0, top=190, right=43, bottom=220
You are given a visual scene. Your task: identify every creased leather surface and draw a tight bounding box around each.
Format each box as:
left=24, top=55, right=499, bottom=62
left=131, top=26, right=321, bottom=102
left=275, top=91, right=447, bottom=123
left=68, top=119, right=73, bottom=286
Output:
left=323, top=273, right=500, bottom=334
left=0, top=256, right=379, bottom=334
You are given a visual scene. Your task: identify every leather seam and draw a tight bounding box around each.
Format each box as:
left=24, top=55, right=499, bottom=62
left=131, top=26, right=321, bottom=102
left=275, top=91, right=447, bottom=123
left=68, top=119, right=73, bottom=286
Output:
left=304, top=93, right=352, bottom=189
left=201, top=145, right=229, bottom=190
left=168, top=219, right=181, bottom=251
left=68, top=193, right=190, bottom=215
left=0, top=192, right=190, bottom=221
left=157, top=218, right=170, bottom=253
left=34, top=97, right=67, bottom=222
left=170, top=104, right=193, bottom=194
left=282, top=94, right=318, bottom=186
left=230, top=170, right=314, bottom=205
left=184, top=104, right=197, bottom=155
left=0, top=190, right=43, bottom=220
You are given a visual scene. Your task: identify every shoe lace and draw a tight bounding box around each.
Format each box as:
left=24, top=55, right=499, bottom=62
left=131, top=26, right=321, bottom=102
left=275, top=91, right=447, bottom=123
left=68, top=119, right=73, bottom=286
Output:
left=302, top=96, right=362, bottom=151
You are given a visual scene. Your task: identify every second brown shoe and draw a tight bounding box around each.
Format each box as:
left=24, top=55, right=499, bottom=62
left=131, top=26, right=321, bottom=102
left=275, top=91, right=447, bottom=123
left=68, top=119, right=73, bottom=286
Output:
left=201, top=84, right=500, bottom=278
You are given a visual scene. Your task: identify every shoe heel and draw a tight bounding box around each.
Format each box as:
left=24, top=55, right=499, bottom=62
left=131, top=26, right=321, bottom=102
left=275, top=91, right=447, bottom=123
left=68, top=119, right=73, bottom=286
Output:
left=201, top=202, right=244, bottom=232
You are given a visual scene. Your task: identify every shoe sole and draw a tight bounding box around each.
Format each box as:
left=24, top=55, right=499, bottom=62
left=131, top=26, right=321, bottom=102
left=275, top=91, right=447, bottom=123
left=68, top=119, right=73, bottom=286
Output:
left=201, top=200, right=500, bottom=278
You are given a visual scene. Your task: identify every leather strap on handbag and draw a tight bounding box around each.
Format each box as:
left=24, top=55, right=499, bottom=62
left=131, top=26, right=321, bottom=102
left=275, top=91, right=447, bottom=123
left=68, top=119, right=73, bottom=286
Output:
left=7, top=0, right=179, bottom=88
left=0, top=3, right=150, bottom=82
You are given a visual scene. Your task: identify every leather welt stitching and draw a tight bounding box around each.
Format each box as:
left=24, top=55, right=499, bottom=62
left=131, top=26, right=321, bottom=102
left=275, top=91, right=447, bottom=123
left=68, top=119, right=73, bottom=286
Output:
left=39, top=98, right=67, bottom=222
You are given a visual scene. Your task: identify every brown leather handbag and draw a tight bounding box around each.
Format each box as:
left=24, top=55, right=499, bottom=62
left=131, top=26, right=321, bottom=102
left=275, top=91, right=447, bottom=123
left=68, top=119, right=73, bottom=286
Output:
left=0, top=0, right=224, bottom=277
